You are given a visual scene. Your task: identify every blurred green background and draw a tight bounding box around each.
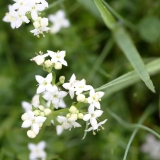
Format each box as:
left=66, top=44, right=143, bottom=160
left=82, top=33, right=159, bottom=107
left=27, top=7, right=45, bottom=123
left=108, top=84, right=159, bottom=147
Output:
left=0, top=0, right=160, bottom=159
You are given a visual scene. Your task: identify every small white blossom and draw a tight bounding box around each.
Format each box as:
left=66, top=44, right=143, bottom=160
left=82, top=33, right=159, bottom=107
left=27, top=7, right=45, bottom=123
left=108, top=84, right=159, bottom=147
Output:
left=62, top=74, right=78, bottom=99
left=48, top=10, right=70, bottom=34
left=28, top=141, right=46, bottom=160
left=83, top=105, right=103, bottom=130
left=57, top=116, right=81, bottom=130
left=85, top=119, right=107, bottom=132
left=43, top=85, right=67, bottom=109
left=21, top=110, right=46, bottom=135
left=31, top=53, right=49, bottom=65
left=47, top=50, right=67, bottom=67
left=35, top=73, right=52, bottom=94
left=88, top=89, right=105, bottom=109
left=30, top=17, right=50, bottom=37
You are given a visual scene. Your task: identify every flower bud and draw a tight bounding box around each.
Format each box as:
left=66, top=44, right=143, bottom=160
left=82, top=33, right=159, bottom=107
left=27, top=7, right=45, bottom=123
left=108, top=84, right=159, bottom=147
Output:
left=21, top=113, right=29, bottom=121
left=59, top=76, right=65, bottom=84
left=44, top=60, right=52, bottom=68
left=66, top=113, right=71, bottom=118
left=77, top=94, right=85, bottom=102
left=40, top=18, right=48, bottom=27
left=38, top=105, right=44, bottom=111
left=34, top=110, right=40, bottom=116
left=27, top=130, right=36, bottom=138
left=69, top=106, right=77, bottom=114
left=78, top=113, right=84, bottom=119
left=33, top=21, right=40, bottom=28
left=39, top=112, right=45, bottom=116
left=44, top=108, right=51, bottom=116
left=54, top=62, right=62, bottom=69
left=70, top=114, right=78, bottom=121
left=31, top=55, right=44, bottom=65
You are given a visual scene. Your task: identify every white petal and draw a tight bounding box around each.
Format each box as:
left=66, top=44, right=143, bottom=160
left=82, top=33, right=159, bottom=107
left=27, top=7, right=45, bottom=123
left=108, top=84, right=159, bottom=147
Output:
left=90, top=118, right=98, bottom=129
left=57, top=116, right=67, bottom=123
left=37, top=85, right=45, bottom=94
left=21, top=120, right=32, bottom=128
left=21, top=101, right=32, bottom=111
left=94, top=110, right=103, bottom=118
left=94, top=102, right=100, bottom=109
left=35, top=75, right=44, bottom=84
left=28, top=143, right=36, bottom=151
left=62, top=83, right=70, bottom=90
left=69, top=90, right=75, bottom=99
left=70, top=74, right=76, bottom=82
left=88, top=104, right=95, bottom=113
left=37, top=141, right=46, bottom=149
left=35, top=116, right=46, bottom=123
left=83, top=114, right=91, bottom=121
left=32, top=123, right=39, bottom=134
left=46, top=73, right=52, bottom=83
left=56, top=125, right=64, bottom=135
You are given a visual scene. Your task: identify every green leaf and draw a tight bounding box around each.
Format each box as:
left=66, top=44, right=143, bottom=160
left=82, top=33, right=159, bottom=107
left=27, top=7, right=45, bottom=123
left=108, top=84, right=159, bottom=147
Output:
left=96, top=58, right=160, bottom=95
left=113, top=27, right=155, bottom=92
left=94, top=0, right=116, bottom=30
left=94, top=0, right=155, bottom=92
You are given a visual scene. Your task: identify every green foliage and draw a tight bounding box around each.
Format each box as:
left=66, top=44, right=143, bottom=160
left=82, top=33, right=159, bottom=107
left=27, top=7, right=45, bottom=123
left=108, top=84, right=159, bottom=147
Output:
left=1, top=0, right=160, bottom=160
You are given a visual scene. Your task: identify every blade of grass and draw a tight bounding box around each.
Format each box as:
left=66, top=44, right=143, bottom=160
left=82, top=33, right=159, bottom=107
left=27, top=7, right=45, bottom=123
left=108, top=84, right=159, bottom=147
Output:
left=94, top=0, right=155, bottom=93
left=96, top=58, right=160, bottom=96
left=88, top=38, right=114, bottom=80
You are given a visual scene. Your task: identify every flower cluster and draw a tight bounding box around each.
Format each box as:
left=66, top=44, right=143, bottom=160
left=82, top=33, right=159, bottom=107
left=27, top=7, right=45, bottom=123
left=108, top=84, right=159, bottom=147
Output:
left=21, top=50, right=107, bottom=138
left=3, top=0, right=49, bottom=37
left=48, top=10, right=70, bottom=34
left=31, top=50, right=67, bottom=71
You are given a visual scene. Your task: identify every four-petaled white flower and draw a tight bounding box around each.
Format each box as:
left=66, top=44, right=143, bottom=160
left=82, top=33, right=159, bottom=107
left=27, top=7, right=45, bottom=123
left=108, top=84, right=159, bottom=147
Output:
left=28, top=141, right=46, bottom=160
left=43, top=85, right=67, bottom=109
left=21, top=110, right=46, bottom=135
left=83, top=105, right=103, bottom=130
left=35, top=73, right=52, bottom=94
left=75, top=79, right=93, bottom=95
left=47, top=50, right=67, bottom=66
left=62, top=74, right=78, bottom=99
left=57, top=116, right=81, bottom=130
left=88, top=89, right=104, bottom=109
left=85, top=119, right=107, bottom=132
left=48, top=10, right=70, bottom=34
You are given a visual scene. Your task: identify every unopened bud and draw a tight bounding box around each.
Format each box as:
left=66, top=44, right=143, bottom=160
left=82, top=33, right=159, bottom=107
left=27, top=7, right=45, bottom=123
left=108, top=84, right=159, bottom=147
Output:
left=78, top=113, right=84, bottom=119
left=54, top=62, right=62, bottom=70
left=69, top=106, right=77, bottom=114
left=34, top=110, right=40, bottom=116
left=33, top=21, right=40, bottom=28
left=77, top=94, right=85, bottom=102
left=44, top=108, right=51, bottom=116
left=44, top=60, right=52, bottom=68
left=38, top=105, right=44, bottom=111
left=39, top=112, right=45, bottom=116
left=70, top=114, right=78, bottom=121
left=66, top=113, right=71, bottom=118
left=59, top=76, right=65, bottom=83
left=27, top=130, right=36, bottom=138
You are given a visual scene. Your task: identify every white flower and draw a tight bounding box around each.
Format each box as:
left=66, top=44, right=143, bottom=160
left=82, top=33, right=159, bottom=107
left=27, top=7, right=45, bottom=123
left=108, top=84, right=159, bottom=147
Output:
left=31, top=53, right=49, bottom=65
left=35, top=73, right=52, bottom=94
left=83, top=105, right=103, bottom=130
left=30, top=17, right=50, bottom=37
left=12, top=0, right=29, bottom=13
left=48, top=10, right=70, bottom=34
left=57, top=116, right=81, bottom=130
left=141, top=134, right=160, bottom=159
left=85, top=119, right=107, bottom=132
left=27, top=0, right=46, bottom=21
left=21, top=101, right=32, bottom=111
left=28, top=141, right=46, bottom=160
left=88, top=89, right=105, bottom=109
left=62, top=74, right=78, bottom=99
left=47, top=50, right=67, bottom=66
left=75, top=79, right=93, bottom=95
left=21, top=110, right=46, bottom=135
left=43, top=85, right=67, bottom=109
